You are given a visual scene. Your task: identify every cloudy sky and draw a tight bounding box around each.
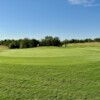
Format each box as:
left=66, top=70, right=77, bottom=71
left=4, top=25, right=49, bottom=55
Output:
left=68, top=0, right=99, bottom=7
left=0, top=0, right=100, bottom=40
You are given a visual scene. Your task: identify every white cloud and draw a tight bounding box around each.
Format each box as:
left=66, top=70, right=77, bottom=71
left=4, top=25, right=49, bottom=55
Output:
left=67, top=0, right=99, bottom=7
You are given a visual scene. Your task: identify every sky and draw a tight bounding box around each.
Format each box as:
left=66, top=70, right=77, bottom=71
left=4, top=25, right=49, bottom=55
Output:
left=0, top=0, right=100, bottom=40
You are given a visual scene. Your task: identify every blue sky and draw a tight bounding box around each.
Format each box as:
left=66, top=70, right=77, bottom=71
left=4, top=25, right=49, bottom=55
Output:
left=0, top=0, right=100, bottom=40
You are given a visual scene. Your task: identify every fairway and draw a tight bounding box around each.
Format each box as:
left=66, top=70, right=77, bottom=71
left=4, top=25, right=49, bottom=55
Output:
left=0, top=46, right=100, bottom=100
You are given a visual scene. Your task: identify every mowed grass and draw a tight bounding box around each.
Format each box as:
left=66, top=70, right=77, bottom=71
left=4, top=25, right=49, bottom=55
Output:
left=0, top=44, right=100, bottom=100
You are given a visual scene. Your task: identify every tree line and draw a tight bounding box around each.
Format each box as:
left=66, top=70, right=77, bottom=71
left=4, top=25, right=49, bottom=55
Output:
left=0, top=36, right=100, bottom=49
left=0, top=36, right=61, bottom=49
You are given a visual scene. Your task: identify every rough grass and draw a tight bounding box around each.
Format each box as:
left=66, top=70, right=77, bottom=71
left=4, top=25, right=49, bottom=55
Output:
left=0, top=44, right=100, bottom=100
left=67, top=42, right=100, bottom=48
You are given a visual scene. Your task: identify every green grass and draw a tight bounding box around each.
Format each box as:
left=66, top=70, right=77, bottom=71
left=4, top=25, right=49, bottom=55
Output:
left=0, top=44, right=100, bottom=100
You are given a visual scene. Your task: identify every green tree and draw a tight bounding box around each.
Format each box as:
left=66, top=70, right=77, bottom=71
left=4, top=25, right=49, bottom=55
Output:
left=53, top=37, right=61, bottom=46
left=62, top=39, right=69, bottom=47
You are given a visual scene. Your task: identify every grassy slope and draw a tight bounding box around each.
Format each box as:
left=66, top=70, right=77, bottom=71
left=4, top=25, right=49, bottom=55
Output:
left=0, top=45, right=100, bottom=100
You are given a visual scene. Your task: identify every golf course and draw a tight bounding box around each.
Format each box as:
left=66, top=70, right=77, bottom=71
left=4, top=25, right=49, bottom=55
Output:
left=0, top=43, right=100, bottom=100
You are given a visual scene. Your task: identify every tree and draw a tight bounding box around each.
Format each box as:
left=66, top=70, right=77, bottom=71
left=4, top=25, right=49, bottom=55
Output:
left=53, top=37, right=61, bottom=46
left=40, top=36, right=61, bottom=46
left=45, top=36, right=54, bottom=46
left=62, top=39, right=69, bottom=47
left=19, top=38, right=39, bottom=48
left=8, top=40, right=19, bottom=49
left=19, top=38, right=30, bottom=48
left=70, top=39, right=79, bottom=43
left=84, top=38, right=93, bottom=42
left=31, top=39, right=39, bottom=47
left=94, top=38, right=100, bottom=42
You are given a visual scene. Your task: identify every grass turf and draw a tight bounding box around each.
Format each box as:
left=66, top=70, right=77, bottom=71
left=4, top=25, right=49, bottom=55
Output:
left=0, top=45, right=100, bottom=100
